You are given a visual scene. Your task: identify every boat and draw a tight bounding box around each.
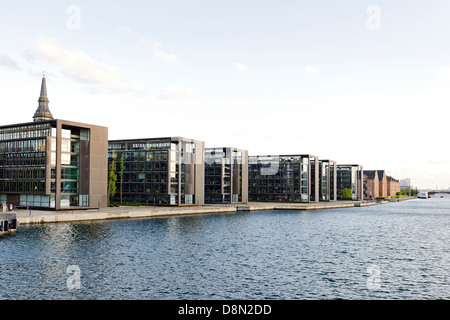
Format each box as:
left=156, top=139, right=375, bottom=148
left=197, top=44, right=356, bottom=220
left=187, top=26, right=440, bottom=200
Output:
left=418, top=191, right=428, bottom=199
left=0, top=213, right=18, bottom=237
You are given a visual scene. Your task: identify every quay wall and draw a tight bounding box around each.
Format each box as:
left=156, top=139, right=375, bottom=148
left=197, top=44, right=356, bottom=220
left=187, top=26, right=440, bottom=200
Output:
left=15, top=199, right=411, bottom=225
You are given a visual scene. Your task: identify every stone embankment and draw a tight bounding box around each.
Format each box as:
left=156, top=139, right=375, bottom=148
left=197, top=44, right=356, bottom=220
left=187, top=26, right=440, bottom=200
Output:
left=12, top=199, right=407, bottom=225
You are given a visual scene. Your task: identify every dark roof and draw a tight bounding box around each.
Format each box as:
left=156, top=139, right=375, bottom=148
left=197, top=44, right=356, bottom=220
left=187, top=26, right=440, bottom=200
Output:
left=364, top=170, right=377, bottom=179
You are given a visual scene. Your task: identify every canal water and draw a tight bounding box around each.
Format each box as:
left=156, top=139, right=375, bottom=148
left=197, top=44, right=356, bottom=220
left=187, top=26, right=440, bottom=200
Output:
left=0, top=197, right=449, bottom=300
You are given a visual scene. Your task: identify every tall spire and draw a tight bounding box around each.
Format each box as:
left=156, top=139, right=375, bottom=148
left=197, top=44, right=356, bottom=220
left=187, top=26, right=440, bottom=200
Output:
left=33, top=72, right=53, bottom=122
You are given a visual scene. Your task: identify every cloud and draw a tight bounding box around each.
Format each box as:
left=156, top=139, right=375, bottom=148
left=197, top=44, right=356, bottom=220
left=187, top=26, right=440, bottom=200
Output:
left=427, top=159, right=450, bottom=165
left=159, top=85, right=196, bottom=100
left=153, top=42, right=179, bottom=62
left=33, top=35, right=146, bottom=94
left=0, top=54, right=21, bottom=70
left=117, top=26, right=131, bottom=33
left=305, top=66, right=319, bottom=74
left=234, top=63, right=246, bottom=73
left=437, top=65, right=450, bottom=82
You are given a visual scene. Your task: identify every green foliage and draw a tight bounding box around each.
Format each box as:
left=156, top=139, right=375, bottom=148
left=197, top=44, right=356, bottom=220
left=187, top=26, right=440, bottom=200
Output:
left=118, top=153, right=125, bottom=204
left=342, top=188, right=352, bottom=200
left=108, top=159, right=117, bottom=203
left=109, top=201, right=141, bottom=207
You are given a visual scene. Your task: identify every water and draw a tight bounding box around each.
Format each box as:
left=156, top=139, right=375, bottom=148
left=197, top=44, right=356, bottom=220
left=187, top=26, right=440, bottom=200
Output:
left=1, top=197, right=449, bottom=300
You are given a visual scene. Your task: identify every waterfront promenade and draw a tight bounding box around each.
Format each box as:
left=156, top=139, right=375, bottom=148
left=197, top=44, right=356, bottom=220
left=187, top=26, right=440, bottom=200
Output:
left=10, top=199, right=414, bottom=225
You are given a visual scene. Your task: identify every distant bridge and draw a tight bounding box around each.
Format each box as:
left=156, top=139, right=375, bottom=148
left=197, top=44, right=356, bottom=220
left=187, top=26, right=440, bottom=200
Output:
left=427, top=191, right=450, bottom=195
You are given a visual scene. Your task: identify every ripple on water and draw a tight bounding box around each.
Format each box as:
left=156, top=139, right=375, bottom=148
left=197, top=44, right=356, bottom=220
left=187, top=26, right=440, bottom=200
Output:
left=1, top=198, right=449, bottom=299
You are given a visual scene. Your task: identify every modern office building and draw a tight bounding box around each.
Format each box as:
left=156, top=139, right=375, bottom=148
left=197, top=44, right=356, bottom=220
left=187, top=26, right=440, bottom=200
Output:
left=204, top=147, right=248, bottom=204
left=400, top=178, right=411, bottom=191
left=248, top=154, right=319, bottom=203
left=318, top=159, right=337, bottom=201
left=108, top=137, right=205, bottom=206
left=0, top=75, right=108, bottom=210
left=337, top=164, right=364, bottom=200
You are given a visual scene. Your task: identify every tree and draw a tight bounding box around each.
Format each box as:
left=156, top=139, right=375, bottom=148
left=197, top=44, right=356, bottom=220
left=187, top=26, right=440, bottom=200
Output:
left=342, top=188, right=352, bottom=200
left=118, top=153, right=125, bottom=204
left=107, top=159, right=117, bottom=206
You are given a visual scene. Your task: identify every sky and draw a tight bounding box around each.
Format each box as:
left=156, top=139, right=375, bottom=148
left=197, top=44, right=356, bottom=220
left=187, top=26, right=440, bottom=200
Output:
left=1, top=0, right=450, bottom=189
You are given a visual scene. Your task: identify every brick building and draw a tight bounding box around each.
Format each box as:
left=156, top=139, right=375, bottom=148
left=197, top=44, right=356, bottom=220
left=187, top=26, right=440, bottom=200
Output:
left=364, top=169, right=400, bottom=199
left=377, top=170, right=387, bottom=197
left=363, top=170, right=379, bottom=199
left=387, top=176, right=400, bottom=197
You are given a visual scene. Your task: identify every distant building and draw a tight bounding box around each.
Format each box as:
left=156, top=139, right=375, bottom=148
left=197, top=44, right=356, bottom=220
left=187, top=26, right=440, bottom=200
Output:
left=400, top=178, right=411, bottom=191
left=387, top=176, right=400, bottom=197
left=248, top=154, right=319, bottom=203
left=204, top=147, right=248, bottom=204
left=337, top=164, right=364, bottom=200
left=108, top=137, right=205, bottom=206
left=364, top=170, right=401, bottom=198
left=0, top=75, right=108, bottom=210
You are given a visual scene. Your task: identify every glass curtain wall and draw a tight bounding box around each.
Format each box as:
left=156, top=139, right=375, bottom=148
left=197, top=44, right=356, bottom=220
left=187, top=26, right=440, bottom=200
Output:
left=330, top=162, right=336, bottom=201
left=319, top=160, right=329, bottom=201
left=204, top=148, right=244, bottom=204
left=0, top=123, right=51, bottom=208
left=108, top=138, right=198, bottom=206
left=232, top=149, right=243, bottom=202
left=204, top=149, right=224, bottom=203
left=248, top=155, right=313, bottom=203
left=337, top=164, right=363, bottom=200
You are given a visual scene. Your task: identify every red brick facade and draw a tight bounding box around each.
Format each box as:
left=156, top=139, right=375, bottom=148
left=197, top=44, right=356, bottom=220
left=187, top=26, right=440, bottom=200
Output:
left=387, top=176, right=400, bottom=197
left=364, top=171, right=379, bottom=199
left=364, top=170, right=400, bottom=199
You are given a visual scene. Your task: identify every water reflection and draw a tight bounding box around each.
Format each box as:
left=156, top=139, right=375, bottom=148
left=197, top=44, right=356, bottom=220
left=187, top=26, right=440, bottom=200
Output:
left=1, top=198, right=449, bottom=299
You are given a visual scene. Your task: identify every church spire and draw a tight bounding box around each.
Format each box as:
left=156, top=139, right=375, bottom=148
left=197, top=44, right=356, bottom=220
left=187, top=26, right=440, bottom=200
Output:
left=33, top=72, right=54, bottom=122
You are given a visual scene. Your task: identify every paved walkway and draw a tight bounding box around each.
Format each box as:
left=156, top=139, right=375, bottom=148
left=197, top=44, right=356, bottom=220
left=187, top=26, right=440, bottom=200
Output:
left=10, top=199, right=397, bottom=225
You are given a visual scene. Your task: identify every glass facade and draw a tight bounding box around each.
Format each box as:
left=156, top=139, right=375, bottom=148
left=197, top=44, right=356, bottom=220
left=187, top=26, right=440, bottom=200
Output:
left=204, top=147, right=247, bottom=204
left=336, top=164, right=364, bottom=200
left=319, top=160, right=337, bottom=201
left=0, top=123, right=51, bottom=208
left=0, top=121, right=92, bottom=209
left=0, top=123, right=51, bottom=198
left=108, top=137, right=204, bottom=206
left=248, top=154, right=319, bottom=203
